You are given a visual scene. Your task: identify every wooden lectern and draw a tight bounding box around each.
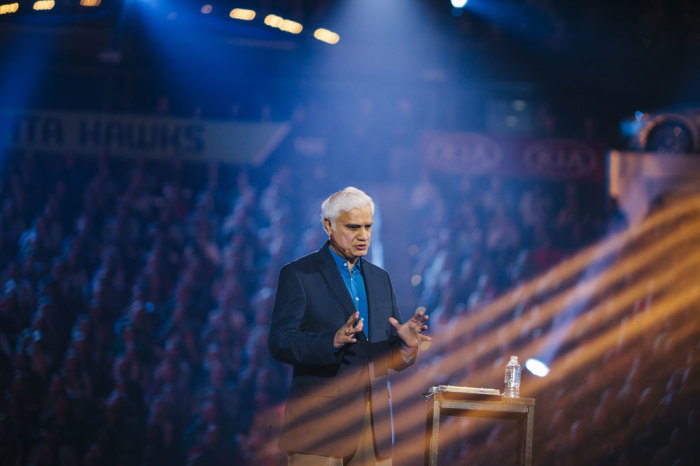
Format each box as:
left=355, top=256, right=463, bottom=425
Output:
left=424, top=385, right=535, bottom=466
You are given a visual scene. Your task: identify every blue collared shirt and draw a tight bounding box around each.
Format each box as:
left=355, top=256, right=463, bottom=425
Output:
left=329, top=248, right=369, bottom=337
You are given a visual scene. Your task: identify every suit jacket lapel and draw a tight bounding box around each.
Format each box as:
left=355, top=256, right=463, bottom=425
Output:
left=360, top=258, right=382, bottom=341
left=317, top=243, right=356, bottom=318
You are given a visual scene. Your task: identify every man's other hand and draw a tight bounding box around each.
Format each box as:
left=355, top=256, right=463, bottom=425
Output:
left=389, top=309, right=431, bottom=348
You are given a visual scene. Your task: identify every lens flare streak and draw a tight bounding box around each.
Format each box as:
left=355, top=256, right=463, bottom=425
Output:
left=258, top=194, right=700, bottom=464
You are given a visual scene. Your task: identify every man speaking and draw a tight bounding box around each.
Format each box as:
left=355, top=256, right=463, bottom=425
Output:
left=269, top=187, right=431, bottom=466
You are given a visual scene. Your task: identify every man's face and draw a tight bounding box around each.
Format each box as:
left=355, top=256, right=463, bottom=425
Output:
left=325, top=204, right=373, bottom=264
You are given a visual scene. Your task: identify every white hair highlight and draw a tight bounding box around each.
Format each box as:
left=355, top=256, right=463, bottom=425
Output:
left=321, top=187, right=375, bottom=230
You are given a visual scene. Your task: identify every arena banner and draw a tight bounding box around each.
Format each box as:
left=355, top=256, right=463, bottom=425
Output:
left=421, top=131, right=606, bottom=180
left=0, top=110, right=290, bottom=165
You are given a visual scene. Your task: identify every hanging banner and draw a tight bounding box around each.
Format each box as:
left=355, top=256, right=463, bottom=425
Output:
left=421, top=131, right=606, bottom=180
left=0, top=110, right=290, bottom=165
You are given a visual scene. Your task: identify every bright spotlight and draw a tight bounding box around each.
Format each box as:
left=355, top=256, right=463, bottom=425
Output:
left=264, top=14, right=303, bottom=34
left=264, top=14, right=283, bottom=28
left=525, top=358, right=550, bottom=377
left=0, top=2, right=18, bottom=14
left=451, top=0, right=468, bottom=8
left=33, top=0, right=54, bottom=10
left=230, top=8, right=255, bottom=21
left=279, top=19, right=303, bottom=34
left=314, top=28, right=340, bottom=45
left=201, top=4, right=212, bottom=15
left=80, top=0, right=101, bottom=6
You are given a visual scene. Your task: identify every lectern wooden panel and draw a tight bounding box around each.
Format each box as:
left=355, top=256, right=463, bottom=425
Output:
left=424, top=386, right=535, bottom=466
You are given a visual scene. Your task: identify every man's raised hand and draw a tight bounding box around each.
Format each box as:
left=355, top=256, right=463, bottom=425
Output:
left=389, top=309, right=431, bottom=348
left=333, top=312, right=364, bottom=349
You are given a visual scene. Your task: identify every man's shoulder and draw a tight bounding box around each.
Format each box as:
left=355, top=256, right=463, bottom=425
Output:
left=282, top=247, right=325, bottom=272
left=360, top=258, right=390, bottom=277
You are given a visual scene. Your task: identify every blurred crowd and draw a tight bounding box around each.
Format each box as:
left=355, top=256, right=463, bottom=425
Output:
left=531, top=195, right=700, bottom=466
left=0, top=151, right=320, bottom=465
left=404, top=175, right=700, bottom=465
left=405, top=174, right=627, bottom=332
left=0, top=1, right=697, bottom=465
left=1, top=143, right=698, bottom=466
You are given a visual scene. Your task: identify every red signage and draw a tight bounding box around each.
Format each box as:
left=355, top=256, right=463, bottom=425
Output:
left=422, top=131, right=606, bottom=180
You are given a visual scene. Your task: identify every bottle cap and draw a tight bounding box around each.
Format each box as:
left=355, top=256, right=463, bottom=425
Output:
left=510, top=355, right=518, bottom=361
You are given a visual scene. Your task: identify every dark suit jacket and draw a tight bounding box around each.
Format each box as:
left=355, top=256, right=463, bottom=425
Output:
left=268, top=242, right=414, bottom=458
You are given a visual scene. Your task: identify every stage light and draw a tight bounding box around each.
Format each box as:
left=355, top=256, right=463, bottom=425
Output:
left=264, top=14, right=303, bottom=34
left=451, top=0, right=468, bottom=8
left=279, top=19, right=302, bottom=34
left=80, top=0, right=101, bottom=6
left=0, top=2, right=18, bottom=14
left=264, top=14, right=282, bottom=28
left=645, top=120, right=694, bottom=153
left=201, top=4, right=212, bottom=14
left=33, top=0, right=54, bottom=10
left=525, top=358, right=550, bottom=377
left=230, top=8, right=255, bottom=21
left=626, top=110, right=699, bottom=153
left=314, top=28, right=340, bottom=45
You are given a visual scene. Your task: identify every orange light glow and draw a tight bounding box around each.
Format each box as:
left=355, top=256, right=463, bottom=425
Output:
left=0, top=2, right=18, bottom=14
left=314, top=28, right=340, bottom=44
left=33, top=0, right=54, bottom=10
left=230, top=8, right=255, bottom=21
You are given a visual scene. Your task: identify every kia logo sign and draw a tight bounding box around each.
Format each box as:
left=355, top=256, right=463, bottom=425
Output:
left=523, top=140, right=598, bottom=177
left=426, top=133, right=503, bottom=173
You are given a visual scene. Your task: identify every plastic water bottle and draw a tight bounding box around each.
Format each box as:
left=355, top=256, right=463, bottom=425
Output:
left=504, top=355, right=521, bottom=398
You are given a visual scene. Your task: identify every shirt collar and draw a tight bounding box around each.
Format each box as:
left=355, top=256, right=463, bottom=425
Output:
left=328, top=246, right=362, bottom=274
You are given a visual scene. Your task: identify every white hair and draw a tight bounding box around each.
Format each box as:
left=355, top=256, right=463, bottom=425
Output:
left=321, top=187, right=375, bottom=230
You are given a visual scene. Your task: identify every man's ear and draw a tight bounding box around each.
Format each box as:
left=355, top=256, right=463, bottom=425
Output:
left=323, top=219, right=333, bottom=236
